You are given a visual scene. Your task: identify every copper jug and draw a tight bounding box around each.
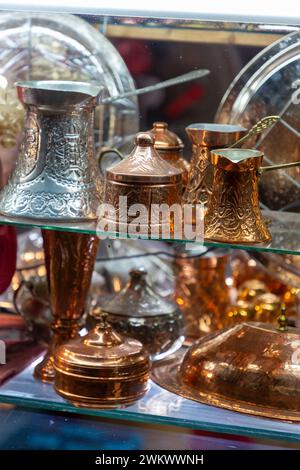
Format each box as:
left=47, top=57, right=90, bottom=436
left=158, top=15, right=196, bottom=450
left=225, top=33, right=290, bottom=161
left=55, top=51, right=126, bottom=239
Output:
left=182, top=123, right=246, bottom=220
left=204, top=148, right=271, bottom=244
left=149, top=122, right=189, bottom=187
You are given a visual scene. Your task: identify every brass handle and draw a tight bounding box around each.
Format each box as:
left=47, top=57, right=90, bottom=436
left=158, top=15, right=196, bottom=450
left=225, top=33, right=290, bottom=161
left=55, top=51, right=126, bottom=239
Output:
left=230, top=115, right=280, bottom=149
left=97, top=147, right=124, bottom=178
left=258, top=161, right=300, bottom=176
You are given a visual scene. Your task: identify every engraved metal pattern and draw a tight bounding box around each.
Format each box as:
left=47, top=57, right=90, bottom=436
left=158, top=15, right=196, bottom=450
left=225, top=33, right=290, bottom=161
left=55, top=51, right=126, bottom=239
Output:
left=0, top=85, right=103, bottom=221
left=183, top=145, right=213, bottom=207
left=34, top=230, right=99, bottom=382
left=204, top=155, right=271, bottom=244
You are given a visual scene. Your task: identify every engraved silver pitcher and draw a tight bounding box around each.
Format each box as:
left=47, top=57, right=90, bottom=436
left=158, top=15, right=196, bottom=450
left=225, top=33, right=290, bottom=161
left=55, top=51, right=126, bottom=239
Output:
left=0, top=81, right=105, bottom=220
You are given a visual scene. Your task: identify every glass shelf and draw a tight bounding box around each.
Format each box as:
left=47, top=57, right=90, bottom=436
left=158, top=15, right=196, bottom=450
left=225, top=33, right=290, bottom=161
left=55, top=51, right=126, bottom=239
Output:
left=1, top=359, right=300, bottom=443
left=0, top=210, right=300, bottom=255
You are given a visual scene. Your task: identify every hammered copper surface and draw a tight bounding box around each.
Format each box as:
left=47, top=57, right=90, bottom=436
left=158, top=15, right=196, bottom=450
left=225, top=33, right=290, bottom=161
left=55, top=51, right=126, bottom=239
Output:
left=152, top=321, right=300, bottom=421
left=101, top=268, right=184, bottom=359
left=34, top=230, right=99, bottom=382
left=54, top=314, right=149, bottom=408
left=204, top=149, right=271, bottom=244
left=149, top=122, right=189, bottom=186
left=182, top=124, right=246, bottom=219
left=174, top=251, right=230, bottom=338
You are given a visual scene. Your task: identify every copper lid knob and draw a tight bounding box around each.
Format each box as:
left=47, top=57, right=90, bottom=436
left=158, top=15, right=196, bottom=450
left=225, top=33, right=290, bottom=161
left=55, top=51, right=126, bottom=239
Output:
left=135, top=132, right=154, bottom=147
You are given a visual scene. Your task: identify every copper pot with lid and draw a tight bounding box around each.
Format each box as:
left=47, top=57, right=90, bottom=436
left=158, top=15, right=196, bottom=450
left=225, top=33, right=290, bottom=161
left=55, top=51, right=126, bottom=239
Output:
left=54, top=312, right=150, bottom=408
left=149, top=122, right=189, bottom=187
left=101, top=132, right=183, bottom=236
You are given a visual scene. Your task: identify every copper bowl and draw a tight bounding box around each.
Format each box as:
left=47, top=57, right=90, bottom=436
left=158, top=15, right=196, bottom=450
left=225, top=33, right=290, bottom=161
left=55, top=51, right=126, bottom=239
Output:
left=152, top=320, right=300, bottom=421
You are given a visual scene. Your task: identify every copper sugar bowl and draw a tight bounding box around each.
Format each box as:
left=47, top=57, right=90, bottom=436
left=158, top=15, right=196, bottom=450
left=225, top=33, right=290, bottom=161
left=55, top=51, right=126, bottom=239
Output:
left=149, top=122, right=189, bottom=187
left=204, top=148, right=271, bottom=244
left=152, top=312, right=300, bottom=421
left=100, top=268, right=184, bottom=360
left=182, top=123, right=246, bottom=219
left=102, top=132, right=183, bottom=236
left=54, top=312, right=150, bottom=408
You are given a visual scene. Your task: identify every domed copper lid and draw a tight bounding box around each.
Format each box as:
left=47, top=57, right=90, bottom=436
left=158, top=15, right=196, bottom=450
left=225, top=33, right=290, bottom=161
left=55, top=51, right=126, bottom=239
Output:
left=54, top=314, right=149, bottom=378
left=106, top=132, right=182, bottom=184
left=150, top=122, right=184, bottom=151
left=101, top=268, right=179, bottom=318
left=152, top=310, right=300, bottom=421
left=54, top=312, right=150, bottom=407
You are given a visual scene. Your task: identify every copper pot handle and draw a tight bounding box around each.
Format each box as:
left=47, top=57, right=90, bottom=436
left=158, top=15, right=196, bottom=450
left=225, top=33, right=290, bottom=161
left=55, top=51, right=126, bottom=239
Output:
left=97, top=147, right=124, bottom=178
left=258, top=161, right=300, bottom=176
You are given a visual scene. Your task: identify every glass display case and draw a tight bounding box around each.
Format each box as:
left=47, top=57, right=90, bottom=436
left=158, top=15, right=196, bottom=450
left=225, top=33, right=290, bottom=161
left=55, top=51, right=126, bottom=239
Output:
left=1, top=1, right=300, bottom=450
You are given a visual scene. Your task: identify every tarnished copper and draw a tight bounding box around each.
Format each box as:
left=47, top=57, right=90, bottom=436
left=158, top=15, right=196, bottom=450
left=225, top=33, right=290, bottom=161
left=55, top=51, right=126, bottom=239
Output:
left=100, top=268, right=184, bottom=360
left=152, top=318, right=300, bottom=421
left=34, top=230, right=99, bottom=382
left=182, top=124, right=246, bottom=221
left=103, top=132, right=183, bottom=235
left=149, top=122, right=189, bottom=186
left=54, top=312, right=149, bottom=408
left=174, top=249, right=230, bottom=339
left=204, top=148, right=271, bottom=244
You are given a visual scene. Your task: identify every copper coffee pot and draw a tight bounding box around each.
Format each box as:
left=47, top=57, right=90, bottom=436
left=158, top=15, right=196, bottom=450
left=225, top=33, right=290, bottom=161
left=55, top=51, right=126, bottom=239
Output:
left=182, top=123, right=246, bottom=221
left=205, top=148, right=300, bottom=244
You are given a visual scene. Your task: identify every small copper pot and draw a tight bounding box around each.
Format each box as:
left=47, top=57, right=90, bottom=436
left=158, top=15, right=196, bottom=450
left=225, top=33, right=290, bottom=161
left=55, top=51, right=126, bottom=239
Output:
left=204, top=148, right=271, bottom=244
left=149, top=122, right=189, bottom=187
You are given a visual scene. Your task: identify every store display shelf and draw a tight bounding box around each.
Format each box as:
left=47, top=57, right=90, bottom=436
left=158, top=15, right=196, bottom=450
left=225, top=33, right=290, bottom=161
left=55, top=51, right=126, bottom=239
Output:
left=0, top=210, right=300, bottom=255
left=1, top=359, right=300, bottom=443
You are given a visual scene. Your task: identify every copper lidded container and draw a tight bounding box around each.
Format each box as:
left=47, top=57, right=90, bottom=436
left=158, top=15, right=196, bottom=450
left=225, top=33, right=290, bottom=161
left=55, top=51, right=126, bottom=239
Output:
left=183, top=123, right=246, bottom=219
left=149, top=122, right=189, bottom=187
left=152, top=312, right=300, bottom=421
left=54, top=313, right=150, bottom=408
left=103, top=132, right=183, bottom=235
left=100, top=268, right=184, bottom=360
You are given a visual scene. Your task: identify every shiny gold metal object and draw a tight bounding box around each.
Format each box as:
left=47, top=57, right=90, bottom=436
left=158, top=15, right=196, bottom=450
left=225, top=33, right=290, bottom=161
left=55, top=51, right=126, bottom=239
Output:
left=225, top=299, right=254, bottom=325
left=174, top=249, right=230, bottom=339
left=152, top=319, right=300, bottom=421
left=54, top=310, right=150, bottom=408
left=149, top=122, right=189, bottom=187
left=103, top=132, right=183, bottom=235
left=204, top=148, right=271, bottom=244
left=238, top=279, right=268, bottom=302
left=34, top=230, right=99, bottom=382
left=253, top=293, right=282, bottom=323
left=230, top=115, right=280, bottom=149
left=100, top=268, right=184, bottom=360
left=182, top=123, right=246, bottom=219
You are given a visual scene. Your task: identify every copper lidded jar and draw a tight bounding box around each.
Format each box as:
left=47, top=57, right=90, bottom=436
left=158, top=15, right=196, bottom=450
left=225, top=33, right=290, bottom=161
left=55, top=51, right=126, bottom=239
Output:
left=100, top=268, right=184, bottom=360
left=183, top=123, right=246, bottom=220
left=149, top=122, right=189, bottom=187
left=54, top=313, right=150, bottom=408
left=102, top=132, right=183, bottom=236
